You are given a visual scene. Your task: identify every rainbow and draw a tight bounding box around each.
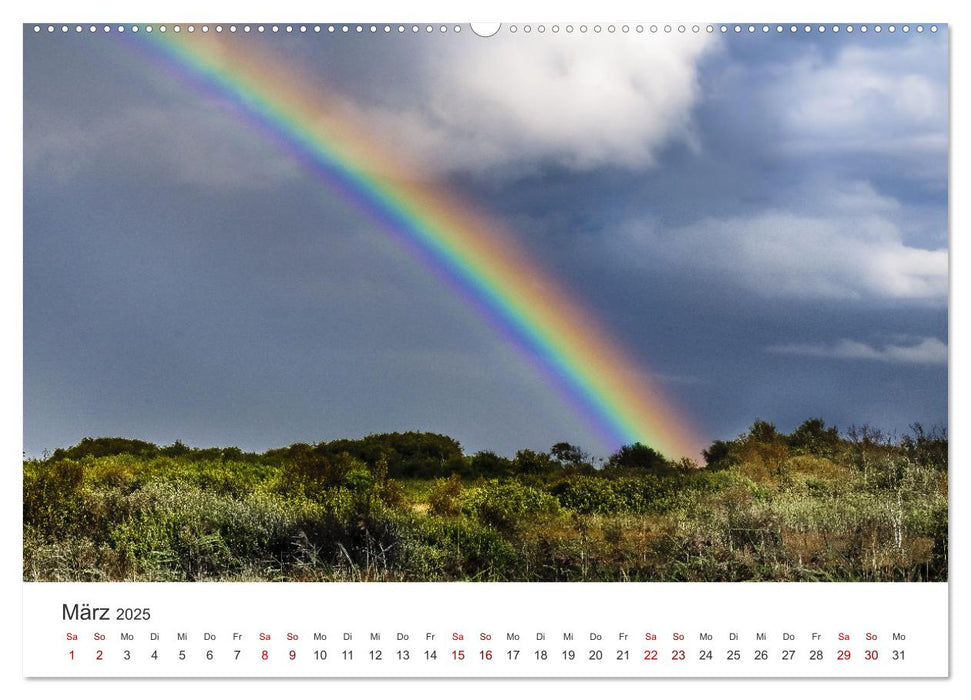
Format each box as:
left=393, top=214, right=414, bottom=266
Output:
left=124, top=28, right=702, bottom=458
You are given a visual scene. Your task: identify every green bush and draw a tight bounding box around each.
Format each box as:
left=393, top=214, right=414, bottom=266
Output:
left=428, top=474, right=464, bottom=516
left=462, top=481, right=561, bottom=532
left=410, top=517, right=520, bottom=580
left=23, top=459, right=85, bottom=531
left=551, top=477, right=623, bottom=514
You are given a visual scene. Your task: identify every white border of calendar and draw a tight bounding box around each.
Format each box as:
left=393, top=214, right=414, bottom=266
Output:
left=3, top=0, right=962, bottom=697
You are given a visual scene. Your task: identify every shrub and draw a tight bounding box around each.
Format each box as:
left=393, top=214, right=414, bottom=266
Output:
left=462, top=481, right=561, bottom=532
left=428, top=474, right=464, bottom=516
left=551, top=477, right=623, bottom=514
left=410, top=516, right=520, bottom=580
left=23, top=459, right=85, bottom=531
left=51, top=437, right=160, bottom=461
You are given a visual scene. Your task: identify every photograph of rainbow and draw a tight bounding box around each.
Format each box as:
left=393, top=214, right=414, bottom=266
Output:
left=24, top=24, right=947, bottom=582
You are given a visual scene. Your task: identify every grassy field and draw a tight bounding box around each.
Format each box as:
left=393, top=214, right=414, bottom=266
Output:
left=23, top=419, right=947, bottom=582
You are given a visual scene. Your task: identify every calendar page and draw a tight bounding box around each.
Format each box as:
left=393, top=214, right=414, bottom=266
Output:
left=21, top=17, right=949, bottom=680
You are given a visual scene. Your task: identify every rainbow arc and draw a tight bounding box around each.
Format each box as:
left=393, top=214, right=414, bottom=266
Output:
left=130, top=31, right=702, bottom=458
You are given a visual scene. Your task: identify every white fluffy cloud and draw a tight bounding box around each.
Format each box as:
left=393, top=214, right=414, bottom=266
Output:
left=618, top=180, right=946, bottom=302
left=769, top=39, right=947, bottom=166
left=27, top=32, right=716, bottom=184
left=768, top=337, right=947, bottom=365
left=342, top=32, right=715, bottom=174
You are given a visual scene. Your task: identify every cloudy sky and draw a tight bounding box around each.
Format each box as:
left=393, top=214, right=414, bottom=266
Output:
left=23, top=26, right=948, bottom=458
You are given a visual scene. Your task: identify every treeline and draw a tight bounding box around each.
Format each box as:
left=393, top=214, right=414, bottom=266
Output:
left=24, top=419, right=947, bottom=583
left=41, top=431, right=679, bottom=479
left=41, top=418, right=947, bottom=481
left=703, top=418, right=948, bottom=474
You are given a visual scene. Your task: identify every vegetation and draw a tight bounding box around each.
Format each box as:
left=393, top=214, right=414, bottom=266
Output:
left=23, top=419, right=947, bottom=582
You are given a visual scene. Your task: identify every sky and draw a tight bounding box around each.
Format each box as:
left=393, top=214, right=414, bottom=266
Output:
left=23, top=25, right=948, bottom=459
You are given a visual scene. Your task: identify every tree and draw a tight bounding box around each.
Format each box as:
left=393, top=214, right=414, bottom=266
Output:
left=747, top=420, right=780, bottom=443
left=52, top=437, right=161, bottom=461
left=738, top=420, right=788, bottom=476
left=702, top=440, right=736, bottom=470
left=550, top=442, right=590, bottom=467
left=845, top=424, right=885, bottom=484
left=513, top=449, right=557, bottom=475
left=902, top=423, right=947, bottom=471
left=470, top=451, right=513, bottom=478
left=788, top=418, right=840, bottom=457
left=221, top=446, right=244, bottom=461
left=161, top=440, right=191, bottom=457
left=605, top=443, right=668, bottom=473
